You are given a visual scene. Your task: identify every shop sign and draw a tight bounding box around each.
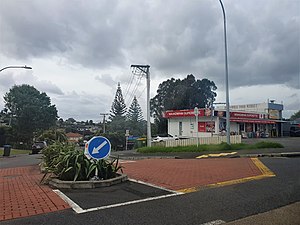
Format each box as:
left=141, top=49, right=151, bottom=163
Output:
left=164, top=109, right=205, bottom=118
left=230, top=112, right=260, bottom=119
left=206, top=121, right=215, bottom=132
left=230, top=118, right=276, bottom=124
left=197, top=121, right=215, bottom=132
left=269, top=109, right=280, bottom=119
left=198, top=122, right=206, bottom=132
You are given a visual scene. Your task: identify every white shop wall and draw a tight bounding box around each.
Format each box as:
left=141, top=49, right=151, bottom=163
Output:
left=168, top=117, right=219, bottom=138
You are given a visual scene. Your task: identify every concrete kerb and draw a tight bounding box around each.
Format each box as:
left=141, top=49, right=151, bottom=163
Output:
left=49, top=173, right=128, bottom=189
left=239, top=152, right=300, bottom=158
left=39, top=162, right=128, bottom=189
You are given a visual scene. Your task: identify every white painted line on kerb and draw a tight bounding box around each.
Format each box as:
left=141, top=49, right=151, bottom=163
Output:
left=53, top=189, right=84, bottom=214
left=128, top=178, right=182, bottom=194
left=200, top=220, right=226, bottom=225
left=119, top=160, right=136, bottom=163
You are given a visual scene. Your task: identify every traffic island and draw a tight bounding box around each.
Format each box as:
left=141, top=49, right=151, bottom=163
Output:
left=48, top=173, right=128, bottom=189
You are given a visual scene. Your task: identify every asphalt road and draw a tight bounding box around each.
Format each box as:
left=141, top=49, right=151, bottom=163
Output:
left=1, top=157, right=299, bottom=225
left=0, top=154, right=42, bottom=169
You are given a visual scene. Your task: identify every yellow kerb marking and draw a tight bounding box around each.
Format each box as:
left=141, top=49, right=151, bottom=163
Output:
left=196, top=152, right=237, bottom=159
left=250, top=157, right=275, bottom=177
left=177, top=158, right=275, bottom=194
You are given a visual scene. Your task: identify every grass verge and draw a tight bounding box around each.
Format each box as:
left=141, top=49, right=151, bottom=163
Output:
left=0, top=149, right=31, bottom=156
left=137, top=141, right=284, bottom=153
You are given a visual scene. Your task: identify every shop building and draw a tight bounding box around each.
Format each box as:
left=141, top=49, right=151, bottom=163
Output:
left=164, top=101, right=284, bottom=138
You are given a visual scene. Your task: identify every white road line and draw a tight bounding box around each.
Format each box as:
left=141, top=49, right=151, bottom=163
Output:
left=53, top=183, right=183, bottom=214
left=53, top=189, right=85, bottom=214
left=81, top=192, right=182, bottom=213
left=128, top=178, right=182, bottom=194
left=200, top=220, right=226, bottom=225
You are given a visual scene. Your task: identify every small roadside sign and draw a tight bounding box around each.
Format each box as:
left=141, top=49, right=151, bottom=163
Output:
left=85, top=136, right=111, bottom=160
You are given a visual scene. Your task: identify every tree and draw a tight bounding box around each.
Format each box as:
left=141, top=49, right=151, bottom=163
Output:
left=66, top=118, right=76, bottom=124
left=150, top=74, right=217, bottom=134
left=290, top=110, right=300, bottom=121
left=110, top=83, right=127, bottom=119
left=3, top=84, right=58, bottom=146
left=126, top=96, right=146, bottom=136
left=127, top=96, right=144, bottom=122
left=37, top=129, right=67, bottom=144
left=109, top=83, right=127, bottom=133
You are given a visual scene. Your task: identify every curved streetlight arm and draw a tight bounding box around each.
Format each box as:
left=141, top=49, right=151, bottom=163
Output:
left=0, top=65, right=32, bottom=72
left=218, top=0, right=231, bottom=144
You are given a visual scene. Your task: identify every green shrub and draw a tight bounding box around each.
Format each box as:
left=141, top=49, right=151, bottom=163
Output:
left=254, top=141, right=284, bottom=149
left=137, top=141, right=283, bottom=153
left=219, top=142, right=232, bottom=150
left=41, top=142, right=122, bottom=181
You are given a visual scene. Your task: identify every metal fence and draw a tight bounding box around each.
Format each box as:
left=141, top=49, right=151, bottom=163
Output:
left=152, top=135, right=242, bottom=147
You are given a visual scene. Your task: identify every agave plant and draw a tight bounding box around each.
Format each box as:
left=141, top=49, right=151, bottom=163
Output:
left=41, top=141, right=123, bottom=182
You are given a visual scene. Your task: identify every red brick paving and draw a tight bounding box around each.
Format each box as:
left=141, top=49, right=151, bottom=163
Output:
left=122, top=158, right=263, bottom=191
left=0, top=165, right=70, bottom=221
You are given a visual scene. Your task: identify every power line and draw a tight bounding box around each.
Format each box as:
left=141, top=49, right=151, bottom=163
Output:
left=137, top=85, right=147, bottom=99
left=127, top=75, right=142, bottom=106
left=124, top=73, right=135, bottom=100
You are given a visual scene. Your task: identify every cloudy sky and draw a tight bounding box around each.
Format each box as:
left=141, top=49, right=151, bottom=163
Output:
left=0, top=0, right=299, bottom=122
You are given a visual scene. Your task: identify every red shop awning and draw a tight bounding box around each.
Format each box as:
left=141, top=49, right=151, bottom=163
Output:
left=230, top=118, right=276, bottom=124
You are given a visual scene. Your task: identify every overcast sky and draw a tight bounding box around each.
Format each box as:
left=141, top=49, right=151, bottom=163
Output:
left=0, top=0, right=299, bottom=122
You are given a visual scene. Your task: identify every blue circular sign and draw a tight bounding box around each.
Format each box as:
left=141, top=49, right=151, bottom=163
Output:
left=85, top=136, right=111, bottom=160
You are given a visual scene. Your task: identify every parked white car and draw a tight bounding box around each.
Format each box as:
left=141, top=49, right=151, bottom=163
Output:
left=152, top=135, right=179, bottom=142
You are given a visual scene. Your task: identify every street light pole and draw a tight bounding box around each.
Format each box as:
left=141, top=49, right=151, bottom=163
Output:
left=218, top=0, right=231, bottom=144
left=0, top=65, right=32, bottom=72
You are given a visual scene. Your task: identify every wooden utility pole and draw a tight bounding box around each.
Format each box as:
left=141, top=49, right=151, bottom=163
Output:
left=100, top=113, right=109, bottom=133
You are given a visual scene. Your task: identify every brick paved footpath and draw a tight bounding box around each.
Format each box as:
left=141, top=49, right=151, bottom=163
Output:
left=0, top=165, right=70, bottom=221
left=0, top=158, right=266, bottom=222
left=122, top=158, right=263, bottom=191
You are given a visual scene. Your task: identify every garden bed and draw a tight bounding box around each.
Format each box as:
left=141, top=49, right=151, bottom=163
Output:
left=48, top=173, right=128, bottom=189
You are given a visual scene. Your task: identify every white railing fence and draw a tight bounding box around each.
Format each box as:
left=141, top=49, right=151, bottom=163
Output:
left=152, top=135, right=241, bottom=147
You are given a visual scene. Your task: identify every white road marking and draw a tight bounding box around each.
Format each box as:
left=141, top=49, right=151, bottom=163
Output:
left=53, top=189, right=84, bottom=213
left=82, top=192, right=183, bottom=213
left=128, top=178, right=182, bottom=194
left=53, top=180, right=184, bottom=214
left=200, top=220, right=226, bottom=225
left=92, top=140, right=107, bottom=154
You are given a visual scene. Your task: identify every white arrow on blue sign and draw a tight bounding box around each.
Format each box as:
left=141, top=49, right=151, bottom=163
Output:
left=85, top=136, right=111, bottom=160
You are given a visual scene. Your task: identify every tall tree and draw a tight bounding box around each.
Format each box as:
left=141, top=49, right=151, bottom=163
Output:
left=126, top=96, right=145, bottom=136
left=109, top=83, right=127, bottom=133
left=110, top=83, right=127, bottom=119
left=3, top=84, right=58, bottom=146
left=127, top=96, right=144, bottom=122
left=150, top=74, right=217, bottom=134
left=290, top=110, right=300, bottom=121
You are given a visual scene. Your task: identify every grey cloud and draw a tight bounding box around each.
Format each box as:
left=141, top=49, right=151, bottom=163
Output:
left=52, top=91, right=112, bottom=121
left=35, top=80, right=64, bottom=95
left=0, top=73, right=15, bottom=90
left=95, top=74, right=117, bottom=87
left=0, top=0, right=299, bottom=90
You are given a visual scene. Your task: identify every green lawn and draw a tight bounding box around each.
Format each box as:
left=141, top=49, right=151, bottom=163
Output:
left=137, top=141, right=284, bottom=153
left=0, top=149, right=31, bottom=156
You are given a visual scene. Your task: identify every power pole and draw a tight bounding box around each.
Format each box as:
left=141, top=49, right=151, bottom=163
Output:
left=130, top=65, right=151, bottom=147
left=100, top=113, right=109, bottom=133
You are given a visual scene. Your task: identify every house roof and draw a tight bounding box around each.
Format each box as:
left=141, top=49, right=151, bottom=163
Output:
left=66, top=132, right=83, bottom=138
